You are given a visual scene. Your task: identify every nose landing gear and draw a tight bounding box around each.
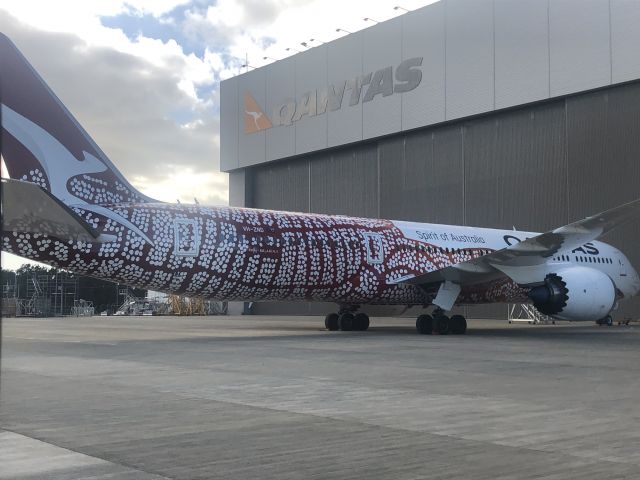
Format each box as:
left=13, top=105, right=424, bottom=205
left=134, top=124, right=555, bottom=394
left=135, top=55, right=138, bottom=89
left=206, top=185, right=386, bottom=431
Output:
left=595, top=315, right=613, bottom=326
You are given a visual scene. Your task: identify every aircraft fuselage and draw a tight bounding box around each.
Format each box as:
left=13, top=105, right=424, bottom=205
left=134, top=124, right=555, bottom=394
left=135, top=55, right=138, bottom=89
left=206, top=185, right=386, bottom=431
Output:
left=3, top=202, right=634, bottom=307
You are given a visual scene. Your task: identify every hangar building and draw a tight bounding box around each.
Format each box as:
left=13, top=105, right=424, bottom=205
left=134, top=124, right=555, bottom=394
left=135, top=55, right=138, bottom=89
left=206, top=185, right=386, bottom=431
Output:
left=220, top=0, right=640, bottom=318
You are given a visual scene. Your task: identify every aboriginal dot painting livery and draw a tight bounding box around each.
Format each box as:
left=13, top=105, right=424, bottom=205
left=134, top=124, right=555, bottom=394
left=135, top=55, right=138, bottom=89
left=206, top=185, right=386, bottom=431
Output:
left=2, top=33, right=640, bottom=334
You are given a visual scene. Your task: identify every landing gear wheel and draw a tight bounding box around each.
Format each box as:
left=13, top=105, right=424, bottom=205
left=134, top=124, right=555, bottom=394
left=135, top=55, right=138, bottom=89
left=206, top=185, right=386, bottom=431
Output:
left=324, top=313, right=339, bottom=331
left=597, top=315, right=614, bottom=327
left=450, top=315, right=467, bottom=335
left=338, top=312, right=354, bottom=331
left=416, top=314, right=433, bottom=335
left=433, top=315, right=450, bottom=335
left=353, top=313, right=370, bottom=331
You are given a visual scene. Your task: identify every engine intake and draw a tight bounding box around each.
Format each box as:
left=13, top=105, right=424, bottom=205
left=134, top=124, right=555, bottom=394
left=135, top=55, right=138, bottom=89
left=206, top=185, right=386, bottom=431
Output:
left=528, top=267, right=616, bottom=321
left=528, top=273, right=568, bottom=316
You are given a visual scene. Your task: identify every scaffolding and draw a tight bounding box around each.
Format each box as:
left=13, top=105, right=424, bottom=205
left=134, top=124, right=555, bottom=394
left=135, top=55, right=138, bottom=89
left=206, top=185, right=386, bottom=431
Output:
left=2, top=276, right=18, bottom=317
left=168, top=295, right=228, bottom=316
left=14, top=270, right=80, bottom=317
left=71, top=299, right=95, bottom=317
left=4, top=269, right=227, bottom=317
left=115, top=293, right=154, bottom=316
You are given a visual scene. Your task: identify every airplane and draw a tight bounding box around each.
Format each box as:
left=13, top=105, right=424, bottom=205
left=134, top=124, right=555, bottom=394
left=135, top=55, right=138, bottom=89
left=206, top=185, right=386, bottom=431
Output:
left=2, top=32, right=640, bottom=335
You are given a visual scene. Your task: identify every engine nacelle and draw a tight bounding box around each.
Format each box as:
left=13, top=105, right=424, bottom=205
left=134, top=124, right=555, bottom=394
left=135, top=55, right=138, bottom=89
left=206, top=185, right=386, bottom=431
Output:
left=528, top=266, right=616, bottom=321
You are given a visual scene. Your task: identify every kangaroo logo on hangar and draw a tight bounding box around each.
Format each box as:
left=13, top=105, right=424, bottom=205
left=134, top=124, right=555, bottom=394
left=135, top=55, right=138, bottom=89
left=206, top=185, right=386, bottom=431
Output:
left=243, top=57, right=423, bottom=134
left=244, top=93, right=273, bottom=134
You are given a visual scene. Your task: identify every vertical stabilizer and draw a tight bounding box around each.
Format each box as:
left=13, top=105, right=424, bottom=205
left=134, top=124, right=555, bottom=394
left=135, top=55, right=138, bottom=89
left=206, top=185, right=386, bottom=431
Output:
left=0, top=33, right=153, bottom=206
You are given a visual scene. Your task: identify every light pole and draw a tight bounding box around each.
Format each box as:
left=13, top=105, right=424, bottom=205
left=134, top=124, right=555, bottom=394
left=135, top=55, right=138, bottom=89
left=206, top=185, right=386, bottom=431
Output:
left=363, top=17, right=380, bottom=24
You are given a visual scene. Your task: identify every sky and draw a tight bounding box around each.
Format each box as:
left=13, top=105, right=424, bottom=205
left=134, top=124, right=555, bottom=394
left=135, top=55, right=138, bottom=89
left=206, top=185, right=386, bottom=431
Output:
left=0, top=0, right=437, bottom=271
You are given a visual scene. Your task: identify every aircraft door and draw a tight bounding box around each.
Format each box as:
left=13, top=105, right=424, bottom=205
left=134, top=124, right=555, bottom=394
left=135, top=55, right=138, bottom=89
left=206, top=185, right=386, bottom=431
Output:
left=362, top=232, right=384, bottom=265
left=174, top=218, right=199, bottom=257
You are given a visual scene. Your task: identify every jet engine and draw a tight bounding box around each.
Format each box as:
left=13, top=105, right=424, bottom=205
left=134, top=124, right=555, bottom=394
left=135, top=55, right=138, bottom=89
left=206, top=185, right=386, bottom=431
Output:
left=527, top=266, right=616, bottom=321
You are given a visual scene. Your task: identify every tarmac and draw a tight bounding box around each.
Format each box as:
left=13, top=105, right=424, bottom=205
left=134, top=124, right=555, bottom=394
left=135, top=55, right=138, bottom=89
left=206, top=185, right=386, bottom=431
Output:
left=1, top=315, right=640, bottom=479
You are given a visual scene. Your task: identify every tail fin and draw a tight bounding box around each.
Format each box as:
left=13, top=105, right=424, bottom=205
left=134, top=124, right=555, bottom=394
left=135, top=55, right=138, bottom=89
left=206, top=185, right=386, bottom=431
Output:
left=0, top=33, right=153, bottom=206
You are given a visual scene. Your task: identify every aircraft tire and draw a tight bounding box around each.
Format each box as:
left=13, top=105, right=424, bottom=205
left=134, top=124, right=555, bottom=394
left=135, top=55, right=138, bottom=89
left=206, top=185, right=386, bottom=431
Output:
left=416, top=314, right=433, bottom=335
left=338, top=312, right=354, bottom=331
left=325, top=313, right=339, bottom=331
left=433, top=315, right=450, bottom=335
left=606, top=315, right=613, bottom=326
left=353, top=313, right=370, bottom=331
left=450, top=315, right=467, bottom=334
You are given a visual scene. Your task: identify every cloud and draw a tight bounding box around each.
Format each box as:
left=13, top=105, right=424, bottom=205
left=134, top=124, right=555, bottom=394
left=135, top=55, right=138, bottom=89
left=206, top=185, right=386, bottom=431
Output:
left=0, top=9, right=227, bottom=206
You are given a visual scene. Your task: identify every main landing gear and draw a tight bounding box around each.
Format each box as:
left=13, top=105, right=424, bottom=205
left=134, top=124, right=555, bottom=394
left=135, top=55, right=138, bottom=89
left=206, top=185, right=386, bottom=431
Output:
left=596, top=315, right=613, bottom=326
left=325, top=309, right=370, bottom=331
left=324, top=307, right=465, bottom=335
left=416, top=309, right=467, bottom=335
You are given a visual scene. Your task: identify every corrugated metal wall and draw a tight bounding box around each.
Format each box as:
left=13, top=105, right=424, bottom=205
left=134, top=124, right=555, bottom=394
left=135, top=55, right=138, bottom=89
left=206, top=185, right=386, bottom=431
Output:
left=310, top=146, right=379, bottom=218
left=248, top=81, right=640, bottom=319
left=251, top=159, right=309, bottom=213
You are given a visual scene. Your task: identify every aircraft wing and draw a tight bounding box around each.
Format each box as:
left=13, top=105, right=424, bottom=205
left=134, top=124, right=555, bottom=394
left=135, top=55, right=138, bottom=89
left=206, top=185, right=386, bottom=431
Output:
left=1, top=178, right=100, bottom=243
left=402, top=197, right=640, bottom=288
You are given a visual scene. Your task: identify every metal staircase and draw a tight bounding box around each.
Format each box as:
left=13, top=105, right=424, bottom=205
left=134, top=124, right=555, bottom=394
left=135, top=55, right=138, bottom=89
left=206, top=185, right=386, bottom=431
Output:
left=508, top=303, right=555, bottom=325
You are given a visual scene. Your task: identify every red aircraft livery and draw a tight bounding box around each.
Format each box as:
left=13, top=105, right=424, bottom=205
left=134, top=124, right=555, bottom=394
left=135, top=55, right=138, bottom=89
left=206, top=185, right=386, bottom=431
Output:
left=2, top=33, right=640, bottom=334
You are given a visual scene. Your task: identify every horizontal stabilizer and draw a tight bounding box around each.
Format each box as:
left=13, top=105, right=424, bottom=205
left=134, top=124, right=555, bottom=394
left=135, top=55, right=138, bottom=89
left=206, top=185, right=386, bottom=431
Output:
left=1, top=178, right=101, bottom=242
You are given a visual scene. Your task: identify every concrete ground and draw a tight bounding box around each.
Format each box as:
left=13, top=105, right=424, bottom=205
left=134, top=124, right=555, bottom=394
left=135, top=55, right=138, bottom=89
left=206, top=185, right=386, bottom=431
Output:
left=1, top=315, right=640, bottom=479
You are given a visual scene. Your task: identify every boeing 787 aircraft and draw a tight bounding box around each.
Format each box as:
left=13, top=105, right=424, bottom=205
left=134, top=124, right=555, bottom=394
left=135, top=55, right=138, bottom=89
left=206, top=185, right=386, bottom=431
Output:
left=2, top=33, right=640, bottom=334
